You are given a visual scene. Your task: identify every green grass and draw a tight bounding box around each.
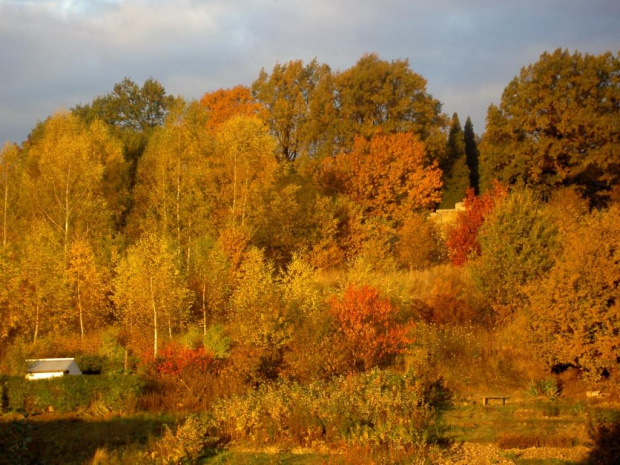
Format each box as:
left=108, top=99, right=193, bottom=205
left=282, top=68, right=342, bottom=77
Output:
left=440, top=397, right=594, bottom=446
left=204, top=451, right=329, bottom=464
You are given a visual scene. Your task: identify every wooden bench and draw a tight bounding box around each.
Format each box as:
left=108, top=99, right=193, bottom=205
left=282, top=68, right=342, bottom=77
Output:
left=482, top=395, right=509, bottom=406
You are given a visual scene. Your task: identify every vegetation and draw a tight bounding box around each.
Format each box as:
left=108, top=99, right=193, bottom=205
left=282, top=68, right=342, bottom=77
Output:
left=0, top=48, right=619, bottom=463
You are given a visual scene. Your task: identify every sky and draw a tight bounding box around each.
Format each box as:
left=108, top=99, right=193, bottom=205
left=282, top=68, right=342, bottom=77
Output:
left=1, top=0, right=619, bottom=145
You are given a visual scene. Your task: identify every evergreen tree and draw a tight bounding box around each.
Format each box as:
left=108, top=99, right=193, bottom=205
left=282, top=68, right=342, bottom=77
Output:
left=464, top=117, right=480, bottom=194
left=440, top=113, right=470, bottom=208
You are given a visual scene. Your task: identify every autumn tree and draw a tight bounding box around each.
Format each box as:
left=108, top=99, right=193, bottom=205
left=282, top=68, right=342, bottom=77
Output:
left=252, top=59, right=337, bottom=161
left=479, top=49, right=620, bottom=202
left=471, top=189, right=558, bottom=321
left=67, top=237, right=109, bottom=342
left=329, top=285, right=414, bottom=371
left=397, top=213, right=445, bottom=270
left=73, top=77, right=177, bottom=188
left=23, top=113, right=122, bottom=259
left=212, top=115, right=278, bottom=230
left=200, top=85, right=264, bottom=131
left=228, top=247, right=289, bottom=380
left=0, top=142, right=22, bottom=252
left=446, top=182, right=508, bottom=266
left=187, top=235, right=231, bottom=333
left=440, top=113, right=471, bottom=208
left=529, top=205, right=620, bottom=378
left=113, top=234, right=193, bottom=357
left=335, top=54, right=447, bottom=157
left=13, top=223, right=69, bottom=344
left=325, top=132, right=443, bottom=224
left=131, top=101, right=214, bottom=264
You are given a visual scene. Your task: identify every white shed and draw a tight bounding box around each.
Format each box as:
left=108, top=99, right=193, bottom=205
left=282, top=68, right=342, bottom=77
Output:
left=26, top=358, right=82, bottom=380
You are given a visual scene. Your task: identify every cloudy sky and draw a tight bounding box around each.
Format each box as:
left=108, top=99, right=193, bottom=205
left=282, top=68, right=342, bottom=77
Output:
left=1, top=0, right=619, bottom=145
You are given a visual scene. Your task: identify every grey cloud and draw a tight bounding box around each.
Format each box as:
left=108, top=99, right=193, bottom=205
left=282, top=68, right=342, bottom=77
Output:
left=1, top=0, right=619, bottom=144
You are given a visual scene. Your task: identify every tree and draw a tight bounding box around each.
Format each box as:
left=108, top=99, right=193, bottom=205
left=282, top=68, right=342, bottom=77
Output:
left=212, top=115, right=278, bottom=230
left=329, top=285, right=414, bottom=371
left=200, top=85, right=264, bottom=131
left=480, top=49, right=620, bottom=202
left=23, top=113, right=120, bottom=259
left=396, top=213, right=444, bottom=270
left=529, top=206, right=620, bottom=378
left=67, top=237, right=109, bottom=342
left=471, top=189, right=559, bottom=321
left=325, top=132, right=443, bottom=224
left=440, top=113, right=471, bottom=208
left=0, top=143, right=22, bottom=252
left=228, top=247, right=289, bottom=380
left=73, top=77, right=177, bottom=188
left=131, top=101, right=214, bottom=265
left=464, top=117, right=480, bottom=194
left=113, top=234, right=193, bottom=357
left=446, top=182, right=508, bottom=266
left=13, top=223, right=69, bottom=344
left=187, top=235, right=231, bottom=334
left=335, top=54, right=446, bottom=157
left=73, top=77, right=175, bottom=133
left=252, top=59, right=336, bottom=161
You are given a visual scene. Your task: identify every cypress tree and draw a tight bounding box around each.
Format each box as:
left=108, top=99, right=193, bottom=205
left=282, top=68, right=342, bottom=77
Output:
left=464, top=117, right=480, bottom=194
left=440, top=113, right=471, bottom=208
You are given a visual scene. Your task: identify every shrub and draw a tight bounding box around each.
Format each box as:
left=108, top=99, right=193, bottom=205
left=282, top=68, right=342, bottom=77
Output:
left=214, top=369, right=445, bottom=452
left=150, top=413, right=220, bottom=463
left=587, top=417, right=620, bottom=465
left=5, top=375, right=144, bottom=414
left=329, top=285, right=415, bottom=371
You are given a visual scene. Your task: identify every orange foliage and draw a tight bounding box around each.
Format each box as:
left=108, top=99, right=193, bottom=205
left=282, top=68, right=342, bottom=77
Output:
left=325, top=132, right=442, bottom=223
left=200, top=85, right=264, bottom=130
left=329, top=285, right=414, bottom=371
left=446, top=181, right=507, bottom=266
left=151, top=342, right=217, bottom=376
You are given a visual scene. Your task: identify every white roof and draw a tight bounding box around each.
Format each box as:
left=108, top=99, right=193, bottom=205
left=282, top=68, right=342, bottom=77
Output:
left=26, top=358, right=82, bottom=374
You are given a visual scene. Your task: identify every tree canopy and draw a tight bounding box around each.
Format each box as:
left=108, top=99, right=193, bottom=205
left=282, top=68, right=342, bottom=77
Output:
left=480, top=49, right=620, bottom=203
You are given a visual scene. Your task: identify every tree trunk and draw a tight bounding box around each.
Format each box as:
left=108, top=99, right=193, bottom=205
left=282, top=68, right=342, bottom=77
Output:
left=149, top=276, right=158, bottom=358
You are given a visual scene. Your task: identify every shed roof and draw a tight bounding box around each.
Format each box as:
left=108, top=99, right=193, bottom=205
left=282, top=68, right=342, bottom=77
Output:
left=27, top=358, right=81, bottom=374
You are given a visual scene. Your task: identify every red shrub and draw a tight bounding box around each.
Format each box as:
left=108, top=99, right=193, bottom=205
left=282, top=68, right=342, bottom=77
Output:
left=446, top=181, right=507, bottom=266
left=329, top=285, right=414, bottom=371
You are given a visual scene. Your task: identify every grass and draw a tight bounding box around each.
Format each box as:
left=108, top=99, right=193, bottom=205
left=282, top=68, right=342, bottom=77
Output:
left=441, top=397, right=592, bottom=446
left=204, top=451, right=329, bottom=464
left=0, top=412, right=174, bottom=465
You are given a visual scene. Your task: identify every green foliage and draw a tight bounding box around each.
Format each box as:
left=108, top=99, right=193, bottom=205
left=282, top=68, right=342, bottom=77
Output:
left=464, top=117, right=480, bottom=194
left=202, top=324, right=231, bottom=360
left=5, top=375, right=144, bottom=414
left=471, top=188, right=558, bottom=320
left=440, top=113, right=470, bottom=209
left=525, top=378, right=559, bottom=398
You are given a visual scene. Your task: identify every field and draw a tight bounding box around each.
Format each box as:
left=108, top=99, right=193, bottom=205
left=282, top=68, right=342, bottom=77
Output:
left=1, top=389, right=618, bottom=464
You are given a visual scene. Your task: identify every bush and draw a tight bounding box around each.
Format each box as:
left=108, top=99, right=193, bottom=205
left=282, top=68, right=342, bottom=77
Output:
left=5, top=375, right=144, bottom=414
left=150, top=413, right=221, bottom=463
left=214, top=369, right=445, bottom=451
left=587, top=417, right=620, bottom=465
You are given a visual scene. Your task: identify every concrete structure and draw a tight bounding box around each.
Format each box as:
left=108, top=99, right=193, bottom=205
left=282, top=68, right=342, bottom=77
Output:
left=26, top=358, right=82, bottom=380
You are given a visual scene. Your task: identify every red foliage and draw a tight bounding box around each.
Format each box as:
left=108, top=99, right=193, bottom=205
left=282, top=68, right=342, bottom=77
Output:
left=329, top=285, right=414, bottom=370
left=446, top=181, right=508, bottom=266
left=152, top=343, right=217, bottom=376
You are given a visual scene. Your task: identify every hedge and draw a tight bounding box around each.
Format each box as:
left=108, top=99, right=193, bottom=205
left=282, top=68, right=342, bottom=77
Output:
left=3, top=375, right=145, bottom=414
